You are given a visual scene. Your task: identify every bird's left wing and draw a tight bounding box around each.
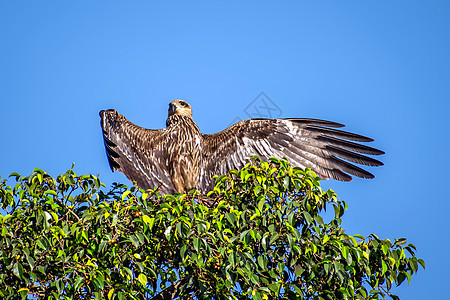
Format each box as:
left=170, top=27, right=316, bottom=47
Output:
left=100, top=109, right=177, bottom=193
left=199, top=118, right=384, bottom=192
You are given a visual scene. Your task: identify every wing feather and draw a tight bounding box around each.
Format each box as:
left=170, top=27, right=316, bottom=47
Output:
left=100, top=109, right=176, bottom=193
left=200, top=118, right=383, bottom=192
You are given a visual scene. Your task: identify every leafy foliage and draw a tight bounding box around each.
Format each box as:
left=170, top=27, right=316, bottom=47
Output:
left=0, top=158, right=423, bottom=299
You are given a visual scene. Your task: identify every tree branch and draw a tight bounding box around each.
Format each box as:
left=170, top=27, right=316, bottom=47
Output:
left=149, top=275, right=191, bottom=300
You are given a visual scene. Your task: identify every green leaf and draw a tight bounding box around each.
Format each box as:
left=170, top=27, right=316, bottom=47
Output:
left=148, top=217, right=156, bottom=228
left=108, top=288, right=115, bottom=300
left=268, top=283, right=281, bottom=295
left=122, top=190, right=132, bottom=200
left=112, top=213, right=119, bottom=226
left=180, top=245, right=187, bottom=260
left=382, top=260, right=388, bottom=275
left=13, top=262, right=23, bottom=278
left=349, top=236, right=357, bottom=247
left=303, top=211, right=312, bottom=223
left=142, top=215, right=152, bottom=224
left=138, top=273, right=148, bottom=286
left=252, top=290, right=261, bottom=300
left=397, top=272, right=406, bottom=285
left=129, top=235, right=140, bottom=247
left=37, top=238, right=47, bottom=250
left=269, top=233, right=280, bottom=245
left=176, top=222, right=183, bottom=237
left=17, top=287, right=29, bottom=295
left=257, top=256, right=266, bottom=269
left=74, top=276, right=84, bottom=291
left=9, top=171, right=21, bottom=179
left=257, top=197, right=265, bottom=212
left=342, top=245, right=349, bottom=260
left=95, top=274, right=105, bottom=289
left=251, top=273, right=259, bottom=285
left=324, top=263, right=331, bottom=274
left=117, top=291, right=124, bottom=300
left=418, top=258, right=426, bottom=270
left=26, top=254, right=35, bottom=270
left=193, top=237, right=200, bottom=252
left=225, top=213, right=236, bottom=226
left=394, top=238, right=407, bottom=246
left=164, top=226, right=172, bottom=240
left=44, top=190, right=58, bottom=196
left=390, top=294, right=400, bottom=300
left=405, top=270, right=412, bottom=283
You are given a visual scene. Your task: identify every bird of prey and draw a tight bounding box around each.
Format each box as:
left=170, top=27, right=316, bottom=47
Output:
left=100, top=100, right=384, bottom=194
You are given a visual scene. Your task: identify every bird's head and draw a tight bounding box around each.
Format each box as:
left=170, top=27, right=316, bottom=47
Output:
left=168, top=100, right=192, bottom=118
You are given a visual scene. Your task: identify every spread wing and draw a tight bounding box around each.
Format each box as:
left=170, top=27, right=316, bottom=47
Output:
left=199, top=118, right=384, bottom=191
left=100, top=109, right=177, bottom=193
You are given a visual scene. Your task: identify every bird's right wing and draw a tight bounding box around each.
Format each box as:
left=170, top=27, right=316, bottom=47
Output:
left=199, top=118, right=384, bottom=192
left=100, top=109, right=176, bottom=193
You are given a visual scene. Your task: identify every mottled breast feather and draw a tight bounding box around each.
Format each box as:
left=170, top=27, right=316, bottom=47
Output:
left=164, top=115, right=202, bottom=193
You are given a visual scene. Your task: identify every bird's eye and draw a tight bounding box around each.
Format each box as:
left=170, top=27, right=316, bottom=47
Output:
left=180, top=102, right=186, bottom=106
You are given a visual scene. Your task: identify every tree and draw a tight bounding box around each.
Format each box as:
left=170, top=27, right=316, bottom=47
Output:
left=0, top=157, right=423, bottom=299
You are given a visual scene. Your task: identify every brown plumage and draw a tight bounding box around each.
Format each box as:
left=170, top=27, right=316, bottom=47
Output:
left=100, top=100, right=384, bottom=194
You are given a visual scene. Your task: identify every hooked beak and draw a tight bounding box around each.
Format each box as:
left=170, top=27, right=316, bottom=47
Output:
left=168, top=103, right=176, bottom=115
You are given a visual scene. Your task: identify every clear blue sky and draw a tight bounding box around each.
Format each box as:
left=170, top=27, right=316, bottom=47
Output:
left=1, top=1, right=449, bottom=298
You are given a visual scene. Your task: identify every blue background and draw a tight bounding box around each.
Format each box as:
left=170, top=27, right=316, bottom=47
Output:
left=1, top=1, right=449, bottom=298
